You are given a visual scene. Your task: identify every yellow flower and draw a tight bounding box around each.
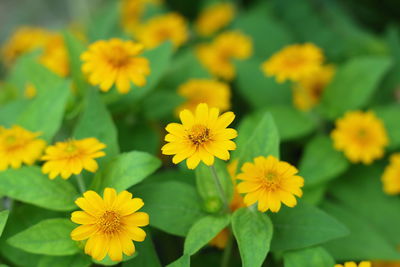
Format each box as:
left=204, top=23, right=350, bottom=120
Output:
left=335, top=261, right=371, bottom=267
left=236, top=155, right=304, bottom=213
left=195, top=3, right=235, bottom=37
left=41, top=138, right=106, bottom=179
left=292, top=65, right=335, bottom=111
left=196, top=31, right=252, bottom=80
left=381, top=153, right=400, bottom=195
left=24, top=83, right=37, bottom=99
left=135, top=13, right=188, bottom=49
left=209, top=228, right=229, bottom=249
left=71, top=188, right=149, bottom=261
left=331, top=111, right=388, bottom=164
left=262, top=43, right=324, bottom=83
left=161, top=103, right=237, bottom=169
left=81, top=38, right=150, bottom=94
left=373, top=261, right=400, bottom=267
left=0, top=126, right=46, bottom=171
left=176, top=79, right=231, bottom=114
left=39, top=34, right=70, bottom=77
left=121, top=0, right=163, bottom=34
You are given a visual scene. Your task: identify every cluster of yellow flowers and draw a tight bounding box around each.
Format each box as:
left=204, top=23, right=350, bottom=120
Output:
left=335, top=262, right=371, bottom=267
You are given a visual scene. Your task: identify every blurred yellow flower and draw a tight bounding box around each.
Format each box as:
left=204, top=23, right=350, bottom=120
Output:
left=209, top=228, right=229, bottom=249
left=121, top=0, right=163, bottom=34
left=24, top=83, right=37, bottom=99
left=262, top=43, right=324, bottom=83
left=335, top=261, right=371, bottom=267
left=71, top=188, right=149, bottom=261
left=135, top=13, right=188, bottom=49
left=81, top=38, right=150, bottom=94
left=381, top=153, right=400, bottom=195
left=176, top=79, right=231, bottom=115
left=39, top=34, right=70, bottom=77
left=292, top=64, right=335, bottom=111
left=195, top=3, right=235, bottom=37
left=373, top=261, right=400, bottom=267
left=0, top=126, right=46, bottom=171
left=162, top=103, right=237, bottom=169
left=331, top=111, right=388, bottom=164
left=197, top=31, right=252, bottom=80
left=41, top=138, right=106, bottom=179
left=236, top=155, right=304, bottom=213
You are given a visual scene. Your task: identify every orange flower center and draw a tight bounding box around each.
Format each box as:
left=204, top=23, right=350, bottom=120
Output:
left=260, top=171, right=280, bottom=191
left=98, top=211, right=121, bottom=234
left=187, top=124, right=211, bottom=146
left=3, top=135, right=25, bottom=152
left=284, top=54, right=306, bottom=69
left=107, top=46, right=130, bottom=67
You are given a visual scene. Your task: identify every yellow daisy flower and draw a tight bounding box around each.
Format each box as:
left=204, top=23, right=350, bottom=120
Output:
left=335, top=261, right=371, bottom=267
left=372, top=261, right=400, bottom=267
left=24, top=83, right=37, bottom=99
left=39, top=34, right=70, bottom=77
left=161, top=103, right=237, bottom=169
left=176, top=79, right=231, bottom=114
left=262, top=43, right=324, bottom=83
left=236, top=155, right=304, bottom=213
left=41, top=138, right=106, bottom=179
left=121, top=0, right=163, bottom=34
left=0, top=126, right=46, bottom=171
left=71, top=188, right=149, bottom=261
left=292, top=64, right=335, bottom=111
left=196, top=31, right=252, bottom=80
left=135, top=13, right=188, bottom=49
left=381, top=153, right=400, bottom=195
left=331, top=111, right=388, bottom=164
left=195, top=3, right=235, bottom=37
left=81, top=38, right=150, bottom=94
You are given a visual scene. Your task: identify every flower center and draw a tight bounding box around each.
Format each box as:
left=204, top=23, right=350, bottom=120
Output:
left=5, top=135, right=16, bottom=145
left=65, top=141, right=78, bottom=153
left=2, top=135, right=25, bottom=152
left=187, top=124, right=211, bottom=146
left=156, top=28, right=171, bottom=41
left=260, top=172, right=280, bottom=191
left=107, top=46, right=130, bottom=67
left=285, top=54, right=306, bottom=68
left=97, top=211, right=121, bottom=234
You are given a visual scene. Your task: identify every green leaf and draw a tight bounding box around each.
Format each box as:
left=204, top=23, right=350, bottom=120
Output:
left=166, top=255, right=190, bottom=267
left=0, top=100, right=28, bottom=127
left=232, top=208, right=273, bottom=267
left=270, top=201, right=349, bottom=251
left=87, top=0, right=121, bottom=41
left=299, top=135, right=349, bottom=187
left=0, top=210, right=9, bottom=237
left=0, top=167, right=78, bottom=211
left=122, top=235, right=161, bottom=267
left=142, top=90, right=183, bottom=120
left=184, top=214, right=230, bottom=255
left=131, top=181, right=206, bottom=236
left=321, top=56, right=392, bottom=119
left=63, top=31, right=87, bottom=92
left=38, top=254, right=91, bottom=267
left=373, top=104, right=400, bottom=150
left=91, top=151, right=161, bottom=191
left=7, top=218, right=79, bottom=256
left=283, top=246, right=335, bottom=267
left=93, top=254, right=136, bottom=266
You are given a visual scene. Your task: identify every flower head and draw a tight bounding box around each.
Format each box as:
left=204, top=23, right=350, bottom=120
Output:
left=331, top=111, right=388, bottom=164
left=176, top=79, right=231, bottom=114
left=41, top=138, right=106, bottom=179
left=195, top=3, right=235, bottom=37
left=197, top=31, right=252, bottom=80
left=121, top=0, right=163, bottom=34
left=236, top=156, right=304, bottom=213
left=262, top=43, right=324, bottom=83
left=162, top=103, right=237, bottom=169
left=0, top=126, right=46, bottom=171
left=81, top=38, right=150, bottom=94
left=381, top=153, right=400, bottom=195
left=71, top=188, right=149, bottom=261
left=135, top=13, right=188, bottom=49
left=335, top=261, right=371, bottom=267
left=39, top=34, right=69, bottom=77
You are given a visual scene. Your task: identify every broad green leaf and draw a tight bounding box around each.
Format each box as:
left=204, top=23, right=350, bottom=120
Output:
left=0, top=100, right=28, bottom=127
left=131, top=181, right=206, bottom=236
left=166, top=255, right=190, bottom=267
left=0, top=167, right=78, bottom=211
left=283, top=246, right=335, bottom=267
left=270, top=201, right=349, bottom=251
left=0, top=210, right=9, bottom=237
left=299, top=135, right=349, bottom=187
left=142, top=90, right=183, bottom=120
left=8, top=218, right=79, bottom=256
left=321, top=56, right=392, bottom=119
left=93, top=254, right=136, bottom=266
left=38, top=254, right=91, bottom=267
left=87, top=0, right=121, bottom=41
left=184, top=214, right=230, bottom=255
left=373, top=104, right=400, bottom=150
left=122, top=235, right=161, bottom=267
left=91, top=151, right=161, bottom=191
left=232, top=208, right=273, bottom=267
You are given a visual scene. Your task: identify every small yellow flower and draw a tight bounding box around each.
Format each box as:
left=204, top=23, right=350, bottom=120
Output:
left=197, top=31, right=252, bottom=80
left=292, top=64, right=335, bottom=111
left=381, top=153, right=400, bottom=195
left=331, top=111, right=388, bottom=164
left=195, top=3, right=235, bottom=37
left=236, top=155, right=304, bottom=213
left=335, top=261, right=371, bottom=267
left=372, top=261, right=400, bottom=267
left=71, top=188, right=149, bottom=261
left=39, top=34, right=70, bottom=77
left=162, top=103, right=237, bottom=169
left=262, top=43, right=324, bottom=83
left=176, top=79, right=231, bottom=115
left=24, top=83, right=37, bottom=99
left=81, top=38, right=150, bottom=94
left=0, top=126, right=46, bottom=171
left=135, top=13, right=188, bottom=49
left=121, top=0, right=163, bottom=34
left=41, top=138, right=106, bottom=179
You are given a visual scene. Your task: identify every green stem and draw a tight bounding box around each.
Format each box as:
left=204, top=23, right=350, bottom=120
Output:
left=221, top=230, right=233, bottom=267
left=75, top=174, right=86, bottom=194
left=209, top=165, right=229, bottom=212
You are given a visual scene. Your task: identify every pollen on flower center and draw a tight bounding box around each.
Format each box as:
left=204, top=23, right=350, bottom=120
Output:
left=261, top=172, right=279, bottom=191
left=98, top=211, right=121, bottom=234
left=107, top=46, right=130, bottom=67
left=187, top=124, right=211, bottom=146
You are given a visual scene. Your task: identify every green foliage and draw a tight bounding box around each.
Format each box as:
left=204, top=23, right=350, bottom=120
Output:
left=166, top=255, right=190, bottom=267
left=283, top=246, right=335, bottom=267
left=0, top=210, right=9, bottom=237
left=38, top=254, right=91, bottom=267
left=122, top=235, right=161, bottom=267
left=373, top=104, right=400, bottom=150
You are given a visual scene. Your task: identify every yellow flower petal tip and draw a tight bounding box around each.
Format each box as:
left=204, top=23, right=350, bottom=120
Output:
left=236, top=155, right=304, bottom=213
left=195, top=3, right=235, bottom=37
left=331, top=110, right=388, bottom=165
left=161, top=103, right=237, bottom=170
left=71, top=188, right=149, bottom=262
left=335, top=261, right=372, bottom=267
left=41, top=137, right=106, bottom=179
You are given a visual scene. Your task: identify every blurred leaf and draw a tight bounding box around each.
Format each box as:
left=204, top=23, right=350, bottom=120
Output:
left=122, top=235, right=161, bottom=267
left=63, top=31, right=87, bottom=92
left=0, top=100, right=28, bottom=127
left=283, top=246, right=335, bottom=267
left=38, top=254, right=91, bottom=267
left=373, top=104, right=400, bottom=150
left=87, top=0, right=121, bottom=41
left=142, top=90, right=183, bottom=120
left=0, top=167, right=78, bottom=211
left=232, top=208, right=273, bottom=267
left=93, top=254, right=136, bottom=266
left=0, top=210, right=9, bottom=237
left=8, top=218, right=79, bottom=256
left=166, top=255, right=190, bottom=267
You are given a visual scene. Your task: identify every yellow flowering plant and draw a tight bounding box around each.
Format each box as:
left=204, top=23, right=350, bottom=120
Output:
left=0, top=0, right=400, bottom=267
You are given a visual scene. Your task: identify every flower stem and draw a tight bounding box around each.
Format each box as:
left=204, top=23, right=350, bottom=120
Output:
left=221, top=230, right=233, bottom=267
left=75, top=174, right=86, bottom=194
left=209, top=165, right=229, bottom=212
